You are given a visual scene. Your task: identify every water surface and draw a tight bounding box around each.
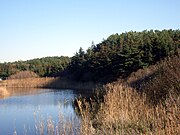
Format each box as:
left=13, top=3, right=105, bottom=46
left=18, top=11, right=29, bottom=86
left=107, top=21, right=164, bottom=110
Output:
left=0, top=88, right=82, bottom=135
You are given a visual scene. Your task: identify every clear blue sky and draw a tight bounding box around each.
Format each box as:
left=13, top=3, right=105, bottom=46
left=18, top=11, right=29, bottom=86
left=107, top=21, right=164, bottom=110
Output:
left=0, top=0, right=180, bottom=62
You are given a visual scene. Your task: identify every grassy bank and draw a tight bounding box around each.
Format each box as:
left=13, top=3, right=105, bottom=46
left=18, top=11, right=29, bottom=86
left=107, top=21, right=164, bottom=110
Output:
left=0, top=77, right=97, bottom=91
left=0, top=87, right=10, bottom=98
left=10, top=82, right=178, bottom=135
left=0, top=83, right=179, bottom=134
left=75, top=54, right=180, bottom=135
left=76, top=84, right=180, bottom=135
left=0, top=77, right=56, bottom=88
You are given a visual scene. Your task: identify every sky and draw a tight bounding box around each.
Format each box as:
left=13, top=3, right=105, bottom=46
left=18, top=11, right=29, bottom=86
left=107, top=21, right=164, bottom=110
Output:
left=0, top=0, right=180, bottom=62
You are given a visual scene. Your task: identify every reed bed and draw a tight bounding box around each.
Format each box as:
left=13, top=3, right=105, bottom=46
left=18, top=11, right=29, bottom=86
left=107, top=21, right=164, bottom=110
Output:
left=2, top=82, right=180, bottom=135
left=0, top=77, right=96, bottom=91
left=0, top=77, right=56, bottom=88
left=12, top=111, right=80, bottom=135
left=45, top=78, right=97, bottom=91
left=34, top=111, right=80, bottom=135
left=0, top=87, right=10, bottom=98
left=76, top=84, right=180, bottom=135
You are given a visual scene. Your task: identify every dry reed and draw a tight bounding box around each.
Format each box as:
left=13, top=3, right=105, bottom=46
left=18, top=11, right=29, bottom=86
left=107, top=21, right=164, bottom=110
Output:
left=0, top=77, right=96, bottom=91
left=2, top=82, right=180, bottom=134
left=33, top=112, right=80, bottom=135
left=77, top=84, right=180, bottom=135
left=0, top=77, right=56, bottom=88
left=0, top=87, right=10, bottom=98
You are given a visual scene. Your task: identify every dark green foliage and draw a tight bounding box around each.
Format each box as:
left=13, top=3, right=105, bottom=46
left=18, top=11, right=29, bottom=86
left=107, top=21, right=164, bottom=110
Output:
left=0, top=56, right=70, bottom=78
left=1, top=29, right=179, bottom=82
left=69, top=29, right=180, bottom=82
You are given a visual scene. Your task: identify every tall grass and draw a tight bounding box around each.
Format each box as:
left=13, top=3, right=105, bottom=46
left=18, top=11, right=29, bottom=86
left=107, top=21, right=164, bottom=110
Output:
left=45, top=78, right=97, bottom=91
left=76, top=54, right=180, bottom=134
left=77, top=84, right=180, bottom=135
left=0, top=77, right=56, bottom=88
left=35, top=112, right=81, bottom=135
left=1, top=83, right=179, bottom=134
left=0, top=87, right=10, bottom=98
left=9, top=82, right=180, bottom=135
left=127, top=54, right=180, bottom=105
left=0, top=77, right=96, bottom=91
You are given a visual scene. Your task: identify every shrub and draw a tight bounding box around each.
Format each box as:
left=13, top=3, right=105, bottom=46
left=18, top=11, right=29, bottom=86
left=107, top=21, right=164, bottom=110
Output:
left=8, top=71, right=39, bottom=79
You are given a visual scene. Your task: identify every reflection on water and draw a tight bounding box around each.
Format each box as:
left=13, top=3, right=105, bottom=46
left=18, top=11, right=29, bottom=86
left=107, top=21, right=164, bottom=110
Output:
left=0, top=88, right=80, bottom=135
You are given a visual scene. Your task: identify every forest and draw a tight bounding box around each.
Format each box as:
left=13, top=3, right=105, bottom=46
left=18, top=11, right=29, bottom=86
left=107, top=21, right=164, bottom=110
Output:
left=68, top=29, right=180, bottom=82
left=0, top=56, right=70, bottom=79
left=0, top=29, right=180, bottom=82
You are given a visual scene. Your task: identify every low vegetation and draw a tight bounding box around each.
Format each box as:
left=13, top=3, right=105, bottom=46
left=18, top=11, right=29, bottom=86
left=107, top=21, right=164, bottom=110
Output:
left=8, top=70, right=39, bottom=79
left=76, top=54, right=180, bottom=135
left=0, top=87, right=10, bottom=98
left=0, top=77, right=56, bottom=88
left=77, top=84, right=180, bottom=135
left=128, top=53, right=180, bottom=105
left=0, top=77, right=97, bottom=92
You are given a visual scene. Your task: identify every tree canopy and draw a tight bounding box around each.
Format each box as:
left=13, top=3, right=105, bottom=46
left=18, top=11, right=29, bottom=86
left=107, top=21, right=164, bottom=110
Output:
left=0, top=56, right=70, bottom=79
left=68, top=29, right=180, bottom=82
left=1, top=29, right=179, bottom=82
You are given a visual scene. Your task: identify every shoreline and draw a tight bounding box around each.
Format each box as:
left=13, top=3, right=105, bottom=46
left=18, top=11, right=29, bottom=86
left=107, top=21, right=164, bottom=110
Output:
left=0, top=87, right=10, bottom=98
left=0, top=77, right=98, bottom=91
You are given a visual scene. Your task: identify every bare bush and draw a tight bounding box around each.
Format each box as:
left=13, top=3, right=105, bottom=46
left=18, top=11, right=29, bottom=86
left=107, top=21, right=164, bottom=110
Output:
left=8, top=71, right=39, bottom=80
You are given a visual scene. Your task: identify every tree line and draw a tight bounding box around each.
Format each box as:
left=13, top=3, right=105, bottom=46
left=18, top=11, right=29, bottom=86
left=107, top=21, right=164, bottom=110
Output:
left=0, top=56, right=70, bottom=79
left=0, top=29, right=179, bottom=82
left=68, top=29, right=180, bottom=82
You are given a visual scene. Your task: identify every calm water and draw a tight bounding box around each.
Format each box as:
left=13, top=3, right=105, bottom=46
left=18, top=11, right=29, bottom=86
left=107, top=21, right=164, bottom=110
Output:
left=0, top=88, right=83, bottom=135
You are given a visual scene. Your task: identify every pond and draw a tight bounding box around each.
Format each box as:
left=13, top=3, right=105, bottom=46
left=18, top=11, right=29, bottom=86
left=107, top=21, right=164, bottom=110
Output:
left=0, top=88, right=88, bottom=135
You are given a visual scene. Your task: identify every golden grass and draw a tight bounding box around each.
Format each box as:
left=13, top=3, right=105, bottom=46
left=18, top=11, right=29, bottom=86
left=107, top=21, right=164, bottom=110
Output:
left=0, top=77, right=56, bottom=88
left=0, top=77, right=96, bottom=91
left=2, top=82, right=179, bottom=135
left=77, top=84, right=180, bottom=135
left=45, top=78, right=97, bottom=91
left=32, top=111, right=80, bottom=135
left=0, top=87, right=10, bottom=98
